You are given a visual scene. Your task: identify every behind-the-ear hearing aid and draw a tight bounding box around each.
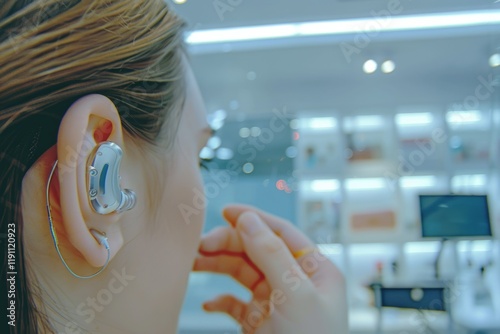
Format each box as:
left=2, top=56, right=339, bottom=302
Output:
left=45, top=141, right=135, bottom=279
left=87, top=141, right=136, bottom=214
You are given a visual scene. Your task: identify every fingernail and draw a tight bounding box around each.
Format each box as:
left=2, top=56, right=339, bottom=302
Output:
left=239, top=212, right=264, bottom=236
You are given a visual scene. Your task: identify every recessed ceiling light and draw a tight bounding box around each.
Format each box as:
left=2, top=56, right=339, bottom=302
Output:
left=489, top=53, right=500, bottom=67
left=381, top=60, right=396, bottom=74
left=363, top=59, right=377, bottom=74
left=173, top=0, right=187, bottom=4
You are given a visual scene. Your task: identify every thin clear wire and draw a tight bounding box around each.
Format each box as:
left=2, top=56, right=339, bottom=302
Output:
left=45, top=160, right=110, bottom=279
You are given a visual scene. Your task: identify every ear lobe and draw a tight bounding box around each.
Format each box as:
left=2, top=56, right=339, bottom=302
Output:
left=53, top=94, right=126, bottom=269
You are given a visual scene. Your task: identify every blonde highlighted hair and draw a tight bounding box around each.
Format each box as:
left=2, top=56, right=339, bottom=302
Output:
left=0, top=0, right=186, bottom=332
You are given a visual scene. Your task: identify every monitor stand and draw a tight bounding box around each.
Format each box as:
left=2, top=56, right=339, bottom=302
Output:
left=434, top=238, right=448, bottom=280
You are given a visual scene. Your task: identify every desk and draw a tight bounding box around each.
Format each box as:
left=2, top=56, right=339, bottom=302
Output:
left=370, top=281, right=454, bottom=334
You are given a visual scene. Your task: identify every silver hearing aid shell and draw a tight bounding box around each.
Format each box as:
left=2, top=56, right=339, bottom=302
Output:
left=87, top=141, right=136, bottom=215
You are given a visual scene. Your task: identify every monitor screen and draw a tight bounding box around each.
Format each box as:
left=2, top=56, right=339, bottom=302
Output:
left=419, top=195, right=492, bottom=238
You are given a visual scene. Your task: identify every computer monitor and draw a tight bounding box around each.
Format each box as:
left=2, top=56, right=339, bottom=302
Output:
left=419, top=194, right=492, bottom=239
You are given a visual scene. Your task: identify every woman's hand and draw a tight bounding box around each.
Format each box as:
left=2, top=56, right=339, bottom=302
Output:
left=193, top=204, right=348, bottom=334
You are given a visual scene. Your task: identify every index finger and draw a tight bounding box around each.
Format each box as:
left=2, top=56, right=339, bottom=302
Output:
left=223, top=204, right=317, bottom=257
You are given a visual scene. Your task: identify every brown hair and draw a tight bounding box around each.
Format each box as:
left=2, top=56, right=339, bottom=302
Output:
left=0, top=0, right=186, bottom=332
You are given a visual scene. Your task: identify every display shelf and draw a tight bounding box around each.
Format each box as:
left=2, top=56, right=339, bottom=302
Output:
left=448, top=131, right=491, bottom=170
left=294, top=114, right=345, bottom=177
left=343, top=114, right=397, bottom=166
left=294, top=106, right=500, bottom=245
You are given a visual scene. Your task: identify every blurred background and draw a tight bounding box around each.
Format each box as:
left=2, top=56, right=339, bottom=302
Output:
left=170, top=0, right=500, bottom=333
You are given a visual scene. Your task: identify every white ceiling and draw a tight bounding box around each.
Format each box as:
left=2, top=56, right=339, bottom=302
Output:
left=172, top=0, right=496, bottom=29
left=171, top=0, right=500, bottom=118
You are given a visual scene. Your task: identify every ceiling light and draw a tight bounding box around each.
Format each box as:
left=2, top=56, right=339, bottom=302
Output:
left=451, top=174, right=487, bottom=188
left=344, top=115, right=385, bottom=131
left=446, top=110, right=482, bottom=124
left=185, top=10, right=500, bottom=45
left=381, top=60, right=395, bottom=74
left=395, top=112, right=433, bottom=126
left=350, top=244, right=397, bottom=255
left=489, top=53, right=500, bottom=67
left=300, top=117, right=337, bottom=130
left=346, top=178, right=386, bottom=190
left=400, top=176, right=436, bottom=188
left=173, top=0, right=187, bottom=4
left=186, top=24, right=297, bottom=44
left=404, top=241, right=441, bottom=254
left=311, top=179, right=340, bottom=192
left=363, top=59, right=377, bottom=74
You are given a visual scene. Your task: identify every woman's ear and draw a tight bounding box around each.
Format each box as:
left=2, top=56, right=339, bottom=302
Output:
left=53, top=94, right=128, bottom=268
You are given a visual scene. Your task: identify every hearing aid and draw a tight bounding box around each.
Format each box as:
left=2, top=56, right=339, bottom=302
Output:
left=87, top=141, right=136, bottom=215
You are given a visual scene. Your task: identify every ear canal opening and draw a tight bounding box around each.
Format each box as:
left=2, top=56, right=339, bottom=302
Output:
left=93, top=119, right=113, bottom=142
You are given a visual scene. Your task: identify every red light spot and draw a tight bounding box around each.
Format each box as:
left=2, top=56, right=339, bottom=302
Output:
left=276, top=179, right=285, bottom=190
left=293, top=131, right=300, bottom=140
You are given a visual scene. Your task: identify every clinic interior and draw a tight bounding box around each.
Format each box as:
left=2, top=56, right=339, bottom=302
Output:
left=171, top=0, right=500, bottom=333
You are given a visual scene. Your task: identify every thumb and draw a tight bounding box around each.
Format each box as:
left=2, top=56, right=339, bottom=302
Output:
left=236, top=211, right=314, bottom=303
